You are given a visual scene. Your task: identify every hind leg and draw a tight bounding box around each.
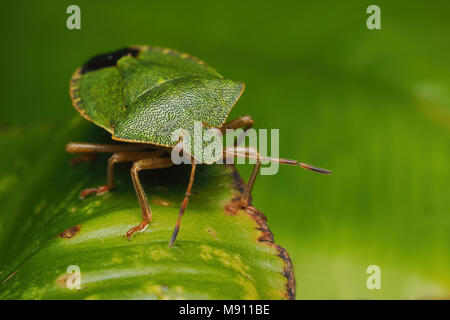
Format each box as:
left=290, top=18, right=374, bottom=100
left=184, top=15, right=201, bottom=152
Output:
left=221, top=117, right=260, bottom=207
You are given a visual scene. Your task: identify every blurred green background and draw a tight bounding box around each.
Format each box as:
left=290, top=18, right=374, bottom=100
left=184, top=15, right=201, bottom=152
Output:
left=1, top=0, right=449, bottom=299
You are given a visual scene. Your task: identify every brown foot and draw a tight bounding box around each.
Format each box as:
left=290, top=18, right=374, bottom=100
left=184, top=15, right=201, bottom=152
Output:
left=79, top=186, right=110, bottom=199
left=126, top=221, right=149, bottom=240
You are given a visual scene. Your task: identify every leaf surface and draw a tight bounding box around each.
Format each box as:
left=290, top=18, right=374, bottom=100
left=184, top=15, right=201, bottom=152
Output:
left=0, top=119, right=293, bottom=300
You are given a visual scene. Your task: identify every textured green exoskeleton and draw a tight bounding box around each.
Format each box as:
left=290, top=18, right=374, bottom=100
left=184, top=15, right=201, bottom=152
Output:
left=70, top=46, right=244, bottom=150
left=67, top=45, right=330, bottom=247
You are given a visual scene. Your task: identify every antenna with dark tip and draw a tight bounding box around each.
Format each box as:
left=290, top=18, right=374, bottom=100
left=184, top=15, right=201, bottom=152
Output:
left=298, top=162, right=332, bottom=175
left=224, top=146, right=332, bottom=175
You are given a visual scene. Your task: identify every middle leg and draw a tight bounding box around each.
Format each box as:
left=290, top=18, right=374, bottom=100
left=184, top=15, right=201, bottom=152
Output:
left=80, top=150, right=164, bottom=199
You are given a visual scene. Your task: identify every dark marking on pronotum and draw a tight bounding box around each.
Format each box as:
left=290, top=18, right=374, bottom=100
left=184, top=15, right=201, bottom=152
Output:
left=228, top=165, right=296, bottom=300
left=59, top=224, right=82, bottom=238
left=80, top=47, right=140, bottom=74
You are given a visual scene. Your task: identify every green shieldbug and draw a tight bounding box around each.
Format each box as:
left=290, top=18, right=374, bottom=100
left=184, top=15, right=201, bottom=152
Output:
left=66, top=45, right=331, bottom=247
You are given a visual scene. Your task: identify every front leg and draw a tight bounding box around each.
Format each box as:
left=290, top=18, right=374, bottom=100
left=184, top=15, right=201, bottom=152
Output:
left=126, top=157, right=174, bottom=239
left=169, top=162, right=197, bottom=247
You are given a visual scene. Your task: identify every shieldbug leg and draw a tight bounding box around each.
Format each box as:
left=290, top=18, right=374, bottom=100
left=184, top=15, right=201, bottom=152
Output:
left=126, top=157, right=174, bottom=240
left=169, top=162, right=197, bottom=247
left=79, top=150, right=164, bottom=199
left=66, top=142, right=155, bottom=155
left=242, top=160, right=261, bottom=208
left=222, top=145, right=261, bottom=209
left=221, top=115, right=254, bottom=132
left=67, top=142, right=155, bottom=168
left=221, top=116, right=258, bottom=208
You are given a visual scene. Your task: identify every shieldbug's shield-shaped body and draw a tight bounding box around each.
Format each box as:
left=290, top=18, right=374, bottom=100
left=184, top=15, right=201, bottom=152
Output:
left=67, top=46, right=331, bottom=247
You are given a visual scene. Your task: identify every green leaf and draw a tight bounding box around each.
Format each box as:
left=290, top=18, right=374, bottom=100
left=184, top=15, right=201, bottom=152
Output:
left=0, top=118, right=294, bottom=300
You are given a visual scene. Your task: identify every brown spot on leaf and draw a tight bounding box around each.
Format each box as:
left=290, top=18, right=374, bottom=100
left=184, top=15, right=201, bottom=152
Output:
left=206, top=228, right=218, bottom=240
left=224, top=197, right=241, bottom=215
left=56, top=271, right=85, bottom=290
left=59, top=224, right=81, bottom=238
left=56, top=273, right=70, bottom=288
